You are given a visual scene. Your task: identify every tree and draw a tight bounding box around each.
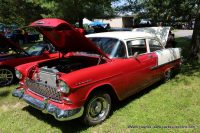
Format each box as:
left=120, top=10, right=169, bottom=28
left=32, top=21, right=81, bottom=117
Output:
left=52, top=0, right=117, bottom=27
left=0, top=0, right=118, bottom=27
left=116, top=0, right=198, bottom=24
left=115, top=0, right=144, bottom=15
left=0, top=0, right=47, bottom=26
left=0, top=0, right=18, bottom=24
left=189, top=3, right=200, bottom=61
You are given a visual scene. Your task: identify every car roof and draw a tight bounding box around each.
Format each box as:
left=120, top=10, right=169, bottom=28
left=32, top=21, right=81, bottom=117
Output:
left=86, top=31, right=155, bottom=40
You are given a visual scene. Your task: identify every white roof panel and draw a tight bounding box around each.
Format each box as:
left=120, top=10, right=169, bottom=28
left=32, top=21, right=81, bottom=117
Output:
left=86, top=31, right=154, bottom=40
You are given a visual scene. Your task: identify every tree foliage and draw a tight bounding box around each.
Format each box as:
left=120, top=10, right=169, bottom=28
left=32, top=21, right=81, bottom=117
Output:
left=51, top=0, right=116, bottom=27
left=115, top=0, right=144, bottom=15
left=116, top=0, right=198, bottom=23
left=0, top=0, right=117, bottom=27
left=0, top=0, right=47, bottom=26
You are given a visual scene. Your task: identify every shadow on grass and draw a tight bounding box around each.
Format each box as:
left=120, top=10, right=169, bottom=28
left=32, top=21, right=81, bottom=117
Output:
left=22, top=81, right=162, bottom=133
left=180, top=62, right=200, bottom=76
left=0, top=90, right=10, bottom=97
left=22, top=106, right=88, bottom=133
left=175, top=37, right=200, bottom=76
left=113, top=81, right=162, bottom=112
left=175, top=37, right=191, bottom=59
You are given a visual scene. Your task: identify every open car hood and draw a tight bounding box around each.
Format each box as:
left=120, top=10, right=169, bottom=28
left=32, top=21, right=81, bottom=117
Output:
left=30, top=18, right=109, bottom=59
left=0, top=34, right=26, bottom=54
left=132, top=27, right=170, bottom=46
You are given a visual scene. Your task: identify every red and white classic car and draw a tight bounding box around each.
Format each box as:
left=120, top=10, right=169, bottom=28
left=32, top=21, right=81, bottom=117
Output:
left=13, top=18, right=181, bottom=126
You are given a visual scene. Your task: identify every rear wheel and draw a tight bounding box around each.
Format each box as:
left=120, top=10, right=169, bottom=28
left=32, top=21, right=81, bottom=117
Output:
left=163, top=69, right=172, bottom=82
left=82, top=92, right=111, bottom=126
left=0, top=68, right=15, bottom=87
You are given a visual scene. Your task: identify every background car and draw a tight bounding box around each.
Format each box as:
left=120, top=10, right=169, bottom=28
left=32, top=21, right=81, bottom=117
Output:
left=13, top=18, right=181, bottom=126
left=5, top=28, right=40, bottom=44
left=0, top=34, right=58, bottom=87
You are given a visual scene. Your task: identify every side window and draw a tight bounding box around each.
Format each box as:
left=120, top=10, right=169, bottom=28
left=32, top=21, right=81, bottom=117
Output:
left=127, top=39, right=147, bottom=56
left=149, top=39, right=163, bottom=52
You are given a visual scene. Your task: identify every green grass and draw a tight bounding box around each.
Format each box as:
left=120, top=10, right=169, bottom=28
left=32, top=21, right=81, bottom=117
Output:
left=0, top=37, right=200, bottom=133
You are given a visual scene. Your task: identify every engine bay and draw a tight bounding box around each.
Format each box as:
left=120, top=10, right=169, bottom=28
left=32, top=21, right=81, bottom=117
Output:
left=38, top=55, right=106, bottom=74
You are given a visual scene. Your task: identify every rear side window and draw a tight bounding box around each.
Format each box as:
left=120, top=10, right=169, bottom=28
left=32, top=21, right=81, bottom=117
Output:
left=127, top=39, right=147, bottom=56
left=148, top=39, right=163, bottom=52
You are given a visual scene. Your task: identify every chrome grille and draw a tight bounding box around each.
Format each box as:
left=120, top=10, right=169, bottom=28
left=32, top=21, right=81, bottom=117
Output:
left=25, top=78, right=61, bottom=102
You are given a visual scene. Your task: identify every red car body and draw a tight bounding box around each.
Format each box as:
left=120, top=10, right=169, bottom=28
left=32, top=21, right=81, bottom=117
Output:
left=13, top=18, right=181, bottom=125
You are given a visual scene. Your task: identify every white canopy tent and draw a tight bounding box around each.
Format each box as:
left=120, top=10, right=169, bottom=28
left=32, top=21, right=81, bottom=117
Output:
left=83, top=18, right=93, bottom=25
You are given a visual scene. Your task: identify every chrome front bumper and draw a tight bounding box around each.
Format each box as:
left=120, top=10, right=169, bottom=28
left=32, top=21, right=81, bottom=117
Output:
left=12, top=89, right=84, bottom=121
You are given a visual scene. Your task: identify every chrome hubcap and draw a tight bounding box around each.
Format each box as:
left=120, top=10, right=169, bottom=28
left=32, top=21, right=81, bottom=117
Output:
left=0, top=69, right=13, bottom=86
left=87, top=96, right=110, bottom=121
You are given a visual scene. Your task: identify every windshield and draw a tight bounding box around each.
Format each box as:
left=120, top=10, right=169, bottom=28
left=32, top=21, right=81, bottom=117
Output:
left=88, top=37, right=126, bottom=58
left=25, top=43, right=56, bottom=56
left=25, top=45, right=44, bottom=56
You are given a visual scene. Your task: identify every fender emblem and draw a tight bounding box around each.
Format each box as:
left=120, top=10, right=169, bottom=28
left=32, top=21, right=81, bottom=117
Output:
left=75, top=79, right=92, bottom=86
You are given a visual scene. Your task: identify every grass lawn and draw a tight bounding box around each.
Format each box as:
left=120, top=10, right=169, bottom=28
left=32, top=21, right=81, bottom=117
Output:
left=0, top=37, right=199, bottom=133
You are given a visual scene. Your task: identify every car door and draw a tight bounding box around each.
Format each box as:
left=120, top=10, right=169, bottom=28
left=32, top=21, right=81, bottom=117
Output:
left=121, top=38, right=157, bottom=98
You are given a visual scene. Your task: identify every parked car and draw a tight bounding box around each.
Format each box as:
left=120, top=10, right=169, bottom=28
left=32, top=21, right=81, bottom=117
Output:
left=12, top=18, right=181, bottom=126
left=0, top=34, right=59, bottom=86
left=5, top=28, right=39, bottom=44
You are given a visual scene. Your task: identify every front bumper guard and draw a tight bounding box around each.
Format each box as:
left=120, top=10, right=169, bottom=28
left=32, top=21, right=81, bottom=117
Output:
left=12, top=89, right=84, bottom=121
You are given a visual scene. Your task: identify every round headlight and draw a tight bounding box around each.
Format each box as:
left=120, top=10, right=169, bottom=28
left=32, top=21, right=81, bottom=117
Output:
left=58, top=80, right=70, bottom=94
left=15, top=69, right=22, bottom=79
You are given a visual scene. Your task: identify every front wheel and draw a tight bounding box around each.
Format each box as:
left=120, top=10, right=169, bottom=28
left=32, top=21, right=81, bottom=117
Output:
left=82, top=92, right=111, bottom=126
left=0, top=68, right=15, bottom=87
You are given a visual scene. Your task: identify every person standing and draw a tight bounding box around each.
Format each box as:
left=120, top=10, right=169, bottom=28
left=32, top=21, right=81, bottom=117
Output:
left=166, top=30, right=177, bottom=48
